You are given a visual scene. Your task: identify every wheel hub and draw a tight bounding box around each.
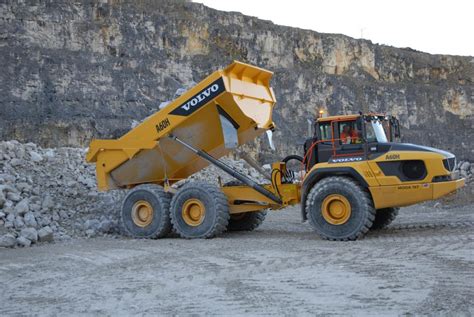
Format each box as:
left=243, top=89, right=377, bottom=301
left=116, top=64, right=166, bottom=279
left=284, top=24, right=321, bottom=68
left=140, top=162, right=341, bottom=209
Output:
left=322, top=194, right=351, bottom=225
left=132, top=200, right=154, bottom=227
left=182, top=198, right=206, bottom=226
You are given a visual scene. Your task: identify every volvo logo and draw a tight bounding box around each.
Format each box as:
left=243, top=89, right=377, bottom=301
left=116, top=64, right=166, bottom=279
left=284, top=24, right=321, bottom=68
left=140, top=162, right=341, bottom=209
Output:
left=329, top=157, right=364, bottom=163
left=170, top=78, right=225, bottom=116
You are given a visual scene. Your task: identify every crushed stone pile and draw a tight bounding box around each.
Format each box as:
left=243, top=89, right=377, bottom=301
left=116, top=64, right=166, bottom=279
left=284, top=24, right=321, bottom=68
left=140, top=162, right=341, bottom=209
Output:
left=0, top=140, right=265, bottom=248
left=453, top=160, right=473, bottom=184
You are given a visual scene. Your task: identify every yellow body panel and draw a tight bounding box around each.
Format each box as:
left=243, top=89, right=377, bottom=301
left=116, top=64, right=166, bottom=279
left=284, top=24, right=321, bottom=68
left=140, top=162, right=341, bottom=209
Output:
left=86, top=61, right=276, bottom=191
left=367, top=151, right=449, bottom=186
left=307, top=161, right=381, bottom=187
left=370, top=178, right=465, bottom=209
left=222, top=183, right=300, bottom=214
left=304, top=149, right=464, bottom=210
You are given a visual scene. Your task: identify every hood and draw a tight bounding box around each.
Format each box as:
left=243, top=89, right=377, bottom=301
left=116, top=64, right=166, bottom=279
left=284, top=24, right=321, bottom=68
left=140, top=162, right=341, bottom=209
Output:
left=389, top=143, right=455, bottom=159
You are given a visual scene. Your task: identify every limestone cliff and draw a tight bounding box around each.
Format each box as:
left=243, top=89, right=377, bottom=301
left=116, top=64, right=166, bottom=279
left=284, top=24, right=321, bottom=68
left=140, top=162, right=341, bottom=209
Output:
left=1, top=0, right=473, bottom=161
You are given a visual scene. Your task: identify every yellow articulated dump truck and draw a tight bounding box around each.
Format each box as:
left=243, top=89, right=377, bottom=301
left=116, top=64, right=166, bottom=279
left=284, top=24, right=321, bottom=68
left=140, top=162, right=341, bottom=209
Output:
left=86, top=61, right=465, bottom=241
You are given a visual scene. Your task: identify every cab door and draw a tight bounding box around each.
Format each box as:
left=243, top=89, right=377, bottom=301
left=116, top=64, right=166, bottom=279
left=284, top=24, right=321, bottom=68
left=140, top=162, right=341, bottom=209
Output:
left=333, top=120, right=365, bottom=158
left=313, top=121, right=333, bottom=163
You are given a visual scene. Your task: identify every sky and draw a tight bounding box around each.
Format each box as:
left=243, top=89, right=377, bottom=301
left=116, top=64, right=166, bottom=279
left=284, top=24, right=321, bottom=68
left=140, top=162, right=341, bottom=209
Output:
left=196, top=0, right=473, bottom=57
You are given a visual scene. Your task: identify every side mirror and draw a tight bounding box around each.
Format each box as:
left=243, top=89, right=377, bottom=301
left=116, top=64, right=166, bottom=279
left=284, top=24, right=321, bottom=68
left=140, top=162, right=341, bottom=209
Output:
left=356, top=117, right=363, bottom=131
left=307, top=118, right=314, bottom=137
left=391, top=117, right=401, bottom=138
left=395, top=121, right=401, bottom=138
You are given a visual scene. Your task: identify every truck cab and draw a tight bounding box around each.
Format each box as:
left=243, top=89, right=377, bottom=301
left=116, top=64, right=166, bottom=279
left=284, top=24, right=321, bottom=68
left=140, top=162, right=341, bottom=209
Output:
left=303, top=113, right=401, bottom=170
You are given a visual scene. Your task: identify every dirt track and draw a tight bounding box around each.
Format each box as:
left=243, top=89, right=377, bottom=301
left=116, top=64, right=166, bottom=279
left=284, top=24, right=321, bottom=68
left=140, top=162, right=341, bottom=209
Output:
left=1, top=203, right=473, bottom=316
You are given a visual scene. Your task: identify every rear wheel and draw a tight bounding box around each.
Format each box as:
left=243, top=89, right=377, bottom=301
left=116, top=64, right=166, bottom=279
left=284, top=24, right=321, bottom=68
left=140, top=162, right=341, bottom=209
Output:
left=170, top=182, right=229, bottom=238
left=228, top=211, right=267, bottom=232
left=371, top=207, right=399, bottom=230
left=305, top=176, right=375, bottom=241
left=120, top=184, right=172, bottom=238
left=223, top=181, right=267, bottom=232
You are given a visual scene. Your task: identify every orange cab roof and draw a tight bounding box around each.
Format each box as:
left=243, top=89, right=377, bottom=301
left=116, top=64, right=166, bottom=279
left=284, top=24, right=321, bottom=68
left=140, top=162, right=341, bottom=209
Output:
left=317, top=114, right=359, bottom=122
left=316, top=113, right=386, bottom=122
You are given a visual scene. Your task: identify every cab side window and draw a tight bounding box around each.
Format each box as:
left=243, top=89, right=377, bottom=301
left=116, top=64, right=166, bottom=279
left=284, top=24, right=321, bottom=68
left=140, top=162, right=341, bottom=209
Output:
left=338, top=121, right=362, bottom=144
left=319, top=122, right=332, bottom=143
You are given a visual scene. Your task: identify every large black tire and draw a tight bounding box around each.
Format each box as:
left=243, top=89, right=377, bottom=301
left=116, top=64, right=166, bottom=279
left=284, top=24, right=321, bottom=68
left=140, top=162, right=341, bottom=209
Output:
left=371, top=207, right=399, bottom=230
left=120, top=184, right=172, bottom=238
left=223, top=181, right=267, bottom=232
left=228, top=211, right=267, bottom=232
left=170, top=182, right=229, bottom=239
left=305, top=176, right=375, bottom=241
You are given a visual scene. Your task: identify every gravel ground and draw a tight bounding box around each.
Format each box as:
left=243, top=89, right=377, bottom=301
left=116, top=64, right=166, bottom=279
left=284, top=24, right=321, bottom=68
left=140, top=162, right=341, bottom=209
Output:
left=1, top=203, right=473, bottom=316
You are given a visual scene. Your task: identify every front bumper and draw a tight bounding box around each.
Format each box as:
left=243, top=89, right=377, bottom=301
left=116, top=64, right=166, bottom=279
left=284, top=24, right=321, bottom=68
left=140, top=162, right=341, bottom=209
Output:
left=369, top=178, right=465, bottom=209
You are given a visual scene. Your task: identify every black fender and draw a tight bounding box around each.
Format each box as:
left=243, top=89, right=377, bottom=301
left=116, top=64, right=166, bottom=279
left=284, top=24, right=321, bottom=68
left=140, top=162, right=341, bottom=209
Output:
left=300, top=167, right=369, bottom=221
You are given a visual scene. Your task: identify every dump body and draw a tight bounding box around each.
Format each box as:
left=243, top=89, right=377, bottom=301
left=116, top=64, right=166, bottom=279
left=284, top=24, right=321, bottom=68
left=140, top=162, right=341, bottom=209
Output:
left=86, top=62, right=276, bottom=191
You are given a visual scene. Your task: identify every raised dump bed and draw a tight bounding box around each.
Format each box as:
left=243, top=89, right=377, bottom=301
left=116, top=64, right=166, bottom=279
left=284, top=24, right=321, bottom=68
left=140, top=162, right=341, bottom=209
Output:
left=86, top=61, right=277, bottom=191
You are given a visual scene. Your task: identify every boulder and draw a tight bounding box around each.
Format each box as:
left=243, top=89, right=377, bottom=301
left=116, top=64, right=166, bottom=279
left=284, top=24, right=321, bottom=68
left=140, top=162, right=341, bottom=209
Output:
left=20, top=227, right=38, bottom=242
left=38, top=226, right=54, bottom=242
left=99, top=219, right=114, bottom=233
left=0, top=174, right=16, bottom=183
left=58, top=210, right=69, bottom=220
left=85, top=229, right=96, bottom=237
left=6, top=213, right=15, bottom=222
left=41, top=194, right=54, bottom=210
left=460, top=161, right=471, bottom=171
left=10, top=158, right=23, bottom=167
left=84, top=219, right=101, bottom=231
left=24, top=212, right=38, bottom=228
left=16, top=236, right=31, bottom=247
left=7, top=191, right=21, bottom=202
left=29, top=151, right=43, bottom=162
left=14, top=215, right=25, bottom=229
left=0, top=191, right=5, bottom=208
left=13, top=199, right=29, bottom=215
left=16, top=182, right=32, bottom=193
left=0, top=234, right=16, bottom=248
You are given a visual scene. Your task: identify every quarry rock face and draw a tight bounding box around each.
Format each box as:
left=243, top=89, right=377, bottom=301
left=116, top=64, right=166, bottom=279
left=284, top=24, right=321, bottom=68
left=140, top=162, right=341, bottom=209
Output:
left=0, top=0, right=473, bottom=162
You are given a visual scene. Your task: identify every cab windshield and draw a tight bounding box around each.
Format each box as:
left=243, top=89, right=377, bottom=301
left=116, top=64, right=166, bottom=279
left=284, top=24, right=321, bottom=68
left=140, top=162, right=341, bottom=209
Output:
left=366, top=119, right=389, bottom=143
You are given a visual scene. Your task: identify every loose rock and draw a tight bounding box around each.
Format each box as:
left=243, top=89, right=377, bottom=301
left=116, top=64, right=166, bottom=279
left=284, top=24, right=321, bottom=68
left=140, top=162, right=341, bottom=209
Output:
left=16, top=236, right=31, bottom=247
left=0, top=234, right=17, bottom=248
left=38, top=226, right=54, bottom=242
left=23, top=212, right=38, bottom=228
left=20, top=227, right=38, bottom=243
left=29, top=151, right=43, bottom=162
left=13, top=199, right=29, bottom=215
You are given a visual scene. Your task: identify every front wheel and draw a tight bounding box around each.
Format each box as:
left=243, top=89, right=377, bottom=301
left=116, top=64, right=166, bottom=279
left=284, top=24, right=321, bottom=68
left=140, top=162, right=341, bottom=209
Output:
left=305, top=176, right=375, bottom=241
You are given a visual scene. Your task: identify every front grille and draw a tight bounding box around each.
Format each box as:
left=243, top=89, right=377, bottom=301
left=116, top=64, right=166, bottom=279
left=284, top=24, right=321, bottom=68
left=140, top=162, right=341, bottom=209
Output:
left=443, top=157, right=456, bottom=172
left=377, top=160, right=427, bottom=181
